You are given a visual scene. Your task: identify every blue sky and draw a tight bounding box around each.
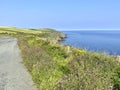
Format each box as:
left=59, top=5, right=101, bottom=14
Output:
left=0, top=0, right=120, bottom=30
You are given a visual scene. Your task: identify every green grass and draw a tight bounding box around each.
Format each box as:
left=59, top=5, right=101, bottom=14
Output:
left=0, top=27, right=120, bottom=90
left=0, top=26, right=42, bottom=34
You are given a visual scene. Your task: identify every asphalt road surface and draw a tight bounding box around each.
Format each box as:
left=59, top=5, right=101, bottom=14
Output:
left=0, top=36, right=36, bottom=90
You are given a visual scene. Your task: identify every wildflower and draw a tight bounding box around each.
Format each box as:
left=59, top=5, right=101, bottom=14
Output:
left=117, top=56, right=120, bottom=62
left=96, top=61, right=99, bottom=65
left=75, top=49, right=86, bottom=55
left=35, top=37, right=41, bottom=41
left=66, top=46, right=70, bottom=54
left=110, top=85, right=113, bottom=90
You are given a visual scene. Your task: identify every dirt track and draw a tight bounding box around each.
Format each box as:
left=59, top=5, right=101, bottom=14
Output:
left=0, top=36, right=36, bottom=90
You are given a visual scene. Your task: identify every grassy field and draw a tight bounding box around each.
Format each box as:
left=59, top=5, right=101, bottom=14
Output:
left=0, top=27, right=120, bottom=90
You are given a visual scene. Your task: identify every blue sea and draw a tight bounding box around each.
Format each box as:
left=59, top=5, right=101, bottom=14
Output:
left=61, top=30, right=120, bottom=55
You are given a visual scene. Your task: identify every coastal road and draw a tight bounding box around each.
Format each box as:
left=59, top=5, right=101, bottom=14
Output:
left=0, top=36, right=36, bottom=90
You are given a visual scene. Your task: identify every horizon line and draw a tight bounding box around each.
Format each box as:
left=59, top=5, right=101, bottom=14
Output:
left=57, top=28, right=120, bottom=31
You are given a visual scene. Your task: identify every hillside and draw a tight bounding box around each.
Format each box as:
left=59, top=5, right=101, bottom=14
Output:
left=0, top=27, right=120, bottom=90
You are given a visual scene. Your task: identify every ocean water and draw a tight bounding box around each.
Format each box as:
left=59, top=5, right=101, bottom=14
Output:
left=61, top=30, right=120, bottom=55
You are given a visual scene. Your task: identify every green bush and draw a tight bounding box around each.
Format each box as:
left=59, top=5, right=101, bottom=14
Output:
left=112, top=67, right=120, bottom=90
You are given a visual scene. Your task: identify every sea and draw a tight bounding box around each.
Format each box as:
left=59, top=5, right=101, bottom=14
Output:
left=61, top=30, right=120, bottom=55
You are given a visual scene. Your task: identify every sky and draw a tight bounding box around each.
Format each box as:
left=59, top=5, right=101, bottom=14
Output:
left=0, top=0, right=120, bottom=30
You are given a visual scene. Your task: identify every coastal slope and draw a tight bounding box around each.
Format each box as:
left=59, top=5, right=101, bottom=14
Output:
left=0, top=27, right=120, bottom=90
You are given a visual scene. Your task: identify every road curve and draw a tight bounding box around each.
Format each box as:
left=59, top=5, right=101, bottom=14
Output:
left=0, top=36, right=36, bottom=90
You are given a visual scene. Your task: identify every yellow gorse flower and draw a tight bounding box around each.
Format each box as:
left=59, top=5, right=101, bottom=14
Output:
left=35, top=37, right=41, bottom=41
left=75, top=49, right=86, bottom=55
left=117, top=56, right=120, bottom=62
